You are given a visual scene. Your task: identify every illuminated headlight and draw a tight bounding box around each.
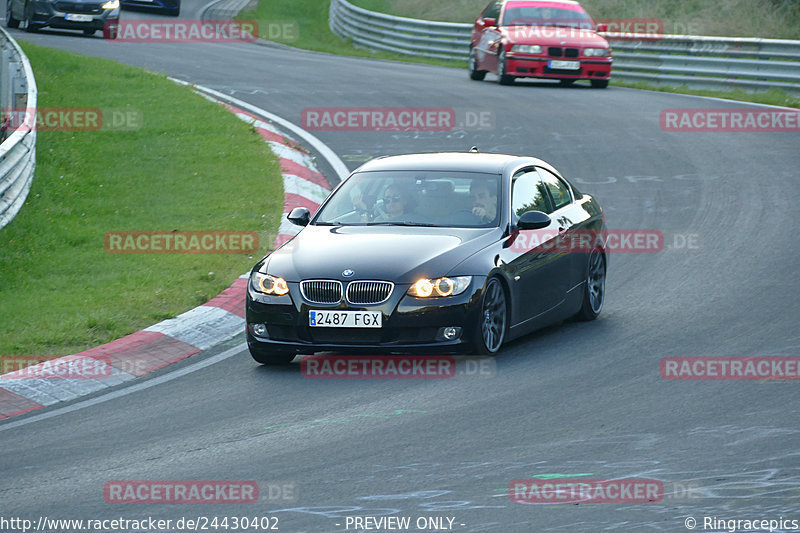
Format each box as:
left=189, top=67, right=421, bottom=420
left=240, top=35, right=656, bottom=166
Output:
left=584, top=48, right=609, bottom=57
left=407, top=276, right=471, bottom=298
left=513, top=45, right=542, bottom=54
left=101, top=0, right=119, bottom=8
left=250, top=272, right=289, bottom=296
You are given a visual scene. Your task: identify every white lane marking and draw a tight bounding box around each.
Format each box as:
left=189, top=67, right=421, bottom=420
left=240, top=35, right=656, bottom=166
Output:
left=168, top=77, right=350, bottom=180
left=0, top=344, right=247, bottom=432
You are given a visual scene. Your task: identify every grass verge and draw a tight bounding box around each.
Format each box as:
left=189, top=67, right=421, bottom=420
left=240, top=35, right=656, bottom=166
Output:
left=609, top=81, right=799, bottom=108
left=0, top=42, right=283, bottom=356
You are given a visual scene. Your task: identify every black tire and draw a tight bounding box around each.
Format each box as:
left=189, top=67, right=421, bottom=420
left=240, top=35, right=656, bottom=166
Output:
left=468, top=48, right=486, bottom=81
left=591, top=79, right=609, bottom=89
left=472, top=277, right=508, bottom=355
left=7, top=0, right=20, bottom=28
left=248, top=344, right=295, bottom=365
left=23, top=1, right=39, bottom=32
left=574, top=248, right=606, bottom=321
left=83, top=28, right=96, bottom=36
left=559, top=79, right=575, bottom=87
left=496, top=49, right=515, bottom=85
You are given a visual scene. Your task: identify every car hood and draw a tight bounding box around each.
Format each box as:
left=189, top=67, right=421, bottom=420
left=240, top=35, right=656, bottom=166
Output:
left=502, top=26, right=609, bottom=47
left=265, top=225, right=500, bottom=283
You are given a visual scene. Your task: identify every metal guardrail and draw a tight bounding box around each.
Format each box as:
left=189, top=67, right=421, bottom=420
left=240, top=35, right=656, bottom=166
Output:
left=0, top=28, right=37, bottom=230
left=329, top=0, right=800, bottom=96
left=330, top=0, right=472, bottom=61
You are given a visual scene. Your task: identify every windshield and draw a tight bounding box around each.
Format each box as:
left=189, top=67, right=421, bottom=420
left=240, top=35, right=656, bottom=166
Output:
left=503, top=6, right=593, bottom=29
left=314, top=170, right=502, bottom=228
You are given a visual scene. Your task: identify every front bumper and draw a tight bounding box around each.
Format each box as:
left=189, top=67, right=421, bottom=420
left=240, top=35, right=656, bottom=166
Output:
left=245, top=277, right=486, bottom=355
left=31, top=0, right=119, bottom=31
left=120, top=0, right=179, bottom=10
left=505, top=54, right=612, bottom=79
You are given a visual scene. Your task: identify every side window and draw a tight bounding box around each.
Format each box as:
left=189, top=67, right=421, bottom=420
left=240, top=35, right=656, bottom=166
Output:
left=511, top=169, right=552, bottom=222
left=483, top=0, right=501, bottom=20
left=538, top=168, right=572, bottom=211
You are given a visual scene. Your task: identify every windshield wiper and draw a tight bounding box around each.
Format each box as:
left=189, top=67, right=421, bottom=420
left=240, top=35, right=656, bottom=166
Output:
left=366, top=221, right=438, bottom=227
left=314, top=221, right=346, bottom=226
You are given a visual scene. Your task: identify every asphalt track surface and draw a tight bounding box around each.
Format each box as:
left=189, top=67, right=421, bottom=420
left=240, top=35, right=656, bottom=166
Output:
left=2, top=1, right=800, bottom=531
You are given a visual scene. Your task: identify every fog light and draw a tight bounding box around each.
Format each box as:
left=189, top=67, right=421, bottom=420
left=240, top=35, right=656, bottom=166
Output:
left=442, top=327, right=461, bottom=340
left=252, top=323, right=267, bottom=337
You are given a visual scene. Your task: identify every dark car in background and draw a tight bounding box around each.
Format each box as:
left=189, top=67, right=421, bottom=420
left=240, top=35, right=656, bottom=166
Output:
left=120, top=0, right=179, bottom=17
left=6, top=0, right=119, bottom=37
left=246, top=151, right=608, bottom=365
left=470, top=0, right=612, bottom=87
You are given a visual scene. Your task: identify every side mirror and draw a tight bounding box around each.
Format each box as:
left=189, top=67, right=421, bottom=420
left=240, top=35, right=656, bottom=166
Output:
left=287, top=207, right=310, bottom=227
left=517, top=210, right=551, bottom=230
left=483, top=17, right=497, bottom=27
left=596, top=23, right=608, bottom=32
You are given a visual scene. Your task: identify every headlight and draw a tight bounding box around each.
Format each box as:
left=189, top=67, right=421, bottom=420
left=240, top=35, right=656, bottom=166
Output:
left=250, top=272, right=289, bottom=296
left=584, top=48, right=609, bottom=57
left=407, top=276, right=471, bottom=298
left=101, top=0, right=119, bottom=8
left=513, top=45, right=542, bottom=54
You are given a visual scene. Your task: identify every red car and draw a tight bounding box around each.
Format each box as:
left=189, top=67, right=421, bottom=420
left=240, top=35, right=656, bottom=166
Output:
left=470, top=0, right=612, bottom=88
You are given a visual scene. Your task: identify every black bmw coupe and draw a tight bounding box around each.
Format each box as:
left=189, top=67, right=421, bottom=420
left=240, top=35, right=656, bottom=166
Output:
left=246, top=151, right=607, bottom=364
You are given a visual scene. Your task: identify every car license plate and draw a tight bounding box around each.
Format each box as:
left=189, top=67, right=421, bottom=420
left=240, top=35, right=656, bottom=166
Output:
left=309, top=310, right=382, bottom=328
left=549, top=60, right=580, bottom=70
left=65, top=13, right=93, bottom=21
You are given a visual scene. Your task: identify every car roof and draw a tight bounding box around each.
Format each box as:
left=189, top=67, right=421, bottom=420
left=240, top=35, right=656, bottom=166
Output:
left=355, top=152, right=550, bottom=175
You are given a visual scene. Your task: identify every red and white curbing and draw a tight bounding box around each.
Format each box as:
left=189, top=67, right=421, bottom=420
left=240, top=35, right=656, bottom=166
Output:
left=0, top=102, right=332, bottom=421
left=220, top=104, right=332, bottom=247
